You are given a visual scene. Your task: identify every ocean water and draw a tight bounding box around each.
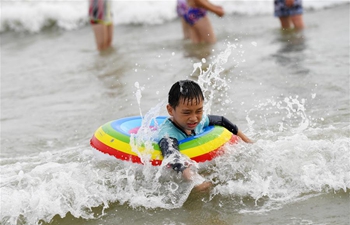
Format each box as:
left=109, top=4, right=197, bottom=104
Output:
left=1, top=1, right=349, bottom=225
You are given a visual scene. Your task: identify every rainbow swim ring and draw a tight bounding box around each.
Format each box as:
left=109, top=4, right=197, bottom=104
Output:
left=90, top=116, right=238, bottom=166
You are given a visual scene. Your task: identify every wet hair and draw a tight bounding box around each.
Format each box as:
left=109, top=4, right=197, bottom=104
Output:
left=168, top=80, right=204, bottom=109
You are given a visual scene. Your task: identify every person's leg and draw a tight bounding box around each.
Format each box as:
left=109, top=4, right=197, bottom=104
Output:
left=92, top=24, right=106, bottom=51
left=181, top=18, right=191, bottom=40
left=290, top=14, right=304, bottom=30
left=106, top=23, right=114, bottom=48
left=279, top=16, right=292, bottom=30
left=189, top=26, right=200, bottom=44
left=192, top=16, right=216, bottom=44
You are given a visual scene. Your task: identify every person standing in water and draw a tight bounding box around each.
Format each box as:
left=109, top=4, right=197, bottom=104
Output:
left=274, top=0, right=305, bottom=30
left=183, top=0, right=225, bottom=44
left=88, top=0, right=114, bottom=51
left=157, top=80, right=253, bottom=191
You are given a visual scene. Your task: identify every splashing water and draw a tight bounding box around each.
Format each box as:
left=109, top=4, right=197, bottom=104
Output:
left=246, top=95, right=312, bottom=139
left=129, top=101, right=165, bottom=166
left=134, top=82, right=144, bottom=117
left=191, top=44, right=237, bottom=115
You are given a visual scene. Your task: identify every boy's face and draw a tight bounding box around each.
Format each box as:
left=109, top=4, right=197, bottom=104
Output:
left=167, top=97, right=204, bottom=135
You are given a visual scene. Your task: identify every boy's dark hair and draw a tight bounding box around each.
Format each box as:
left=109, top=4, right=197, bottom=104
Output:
left=168, top=80, right=204, bottom=109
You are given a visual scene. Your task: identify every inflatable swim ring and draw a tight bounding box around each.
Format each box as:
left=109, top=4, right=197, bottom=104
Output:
left=90, top=116, right=238, bottom=166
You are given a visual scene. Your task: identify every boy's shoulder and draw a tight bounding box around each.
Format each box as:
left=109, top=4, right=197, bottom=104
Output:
left=157, top=118, right=187, bottom=141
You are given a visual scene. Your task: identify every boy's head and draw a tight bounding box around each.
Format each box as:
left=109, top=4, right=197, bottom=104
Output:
left=168, top=80, right=204, bottom=109
left=167, top=80, right=205, bottom=133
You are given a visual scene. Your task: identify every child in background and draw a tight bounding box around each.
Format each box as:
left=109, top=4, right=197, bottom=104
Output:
left=88, top=0, right=114, bottom=51
left=183, top=0, right=225, bottom=44
left=157, top=80, right=252, bottom=191
left=274, top=0, right=305, bottom=30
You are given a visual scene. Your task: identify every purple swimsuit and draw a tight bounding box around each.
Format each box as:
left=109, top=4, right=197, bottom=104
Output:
left=184, top=7, right=207, bottom=26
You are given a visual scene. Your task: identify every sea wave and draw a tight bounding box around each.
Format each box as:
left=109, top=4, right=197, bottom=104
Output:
left=1, top=42, right=349, bottom=225
left=1, top=133, right=349, bottom=224
left=0, top=0, right=347, bottom=33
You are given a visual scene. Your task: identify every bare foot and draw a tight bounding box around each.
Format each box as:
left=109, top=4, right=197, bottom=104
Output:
left=194, top=181, right=212, bottom=192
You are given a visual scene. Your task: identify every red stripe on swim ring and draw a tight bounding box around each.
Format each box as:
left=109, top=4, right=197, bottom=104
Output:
left=90, top=135, right=162, bottom=165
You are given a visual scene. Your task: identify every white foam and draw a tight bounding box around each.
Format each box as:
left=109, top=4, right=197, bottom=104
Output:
left=0, top=0, right=346, bottom=32
left=208, top=133, right=350, bottom=213
left=0, top=145, right=196, bottom=224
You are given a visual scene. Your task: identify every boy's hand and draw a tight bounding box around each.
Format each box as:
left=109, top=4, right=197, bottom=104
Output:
left=237, top=130, right=253, bottom=143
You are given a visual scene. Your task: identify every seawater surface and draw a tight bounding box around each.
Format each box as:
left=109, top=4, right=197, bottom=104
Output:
left=1, top=1, right=349, bottom=225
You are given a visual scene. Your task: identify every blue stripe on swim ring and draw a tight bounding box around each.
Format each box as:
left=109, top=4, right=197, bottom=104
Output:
left=110, top=116, right=167, bottom=136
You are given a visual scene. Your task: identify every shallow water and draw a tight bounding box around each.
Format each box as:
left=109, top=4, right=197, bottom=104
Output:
left=1, top=3, right=349, bottom=225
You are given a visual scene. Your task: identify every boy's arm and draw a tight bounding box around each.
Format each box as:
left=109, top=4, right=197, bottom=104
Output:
left=208, top=115, right=253, bottom=143
left=208, top=115, right=238, bottom=134
left=158, top=137, right=186, bottom=172
left=193, top=0, right=224, bottom=17
left=159, top=137, right=179, bottom=158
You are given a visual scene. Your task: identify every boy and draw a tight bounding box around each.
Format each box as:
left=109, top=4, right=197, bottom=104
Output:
left=157, top=80, right=252, bottom=191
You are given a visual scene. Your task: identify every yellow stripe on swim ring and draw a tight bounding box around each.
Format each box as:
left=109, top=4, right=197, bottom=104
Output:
left=94, top=126, right=164, bottom=160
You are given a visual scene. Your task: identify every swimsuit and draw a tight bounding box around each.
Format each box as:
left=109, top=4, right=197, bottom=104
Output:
left=183, top=7, right=207, bottom=26
left=157, top=115, right=238, bottom=172
left=157, top=115, right=210, bottom=142
left=88, top=0, right=113, bottom=25
left=274, top=0, right=303, bottom=17
left=176, top=0, right=188, bottom=17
